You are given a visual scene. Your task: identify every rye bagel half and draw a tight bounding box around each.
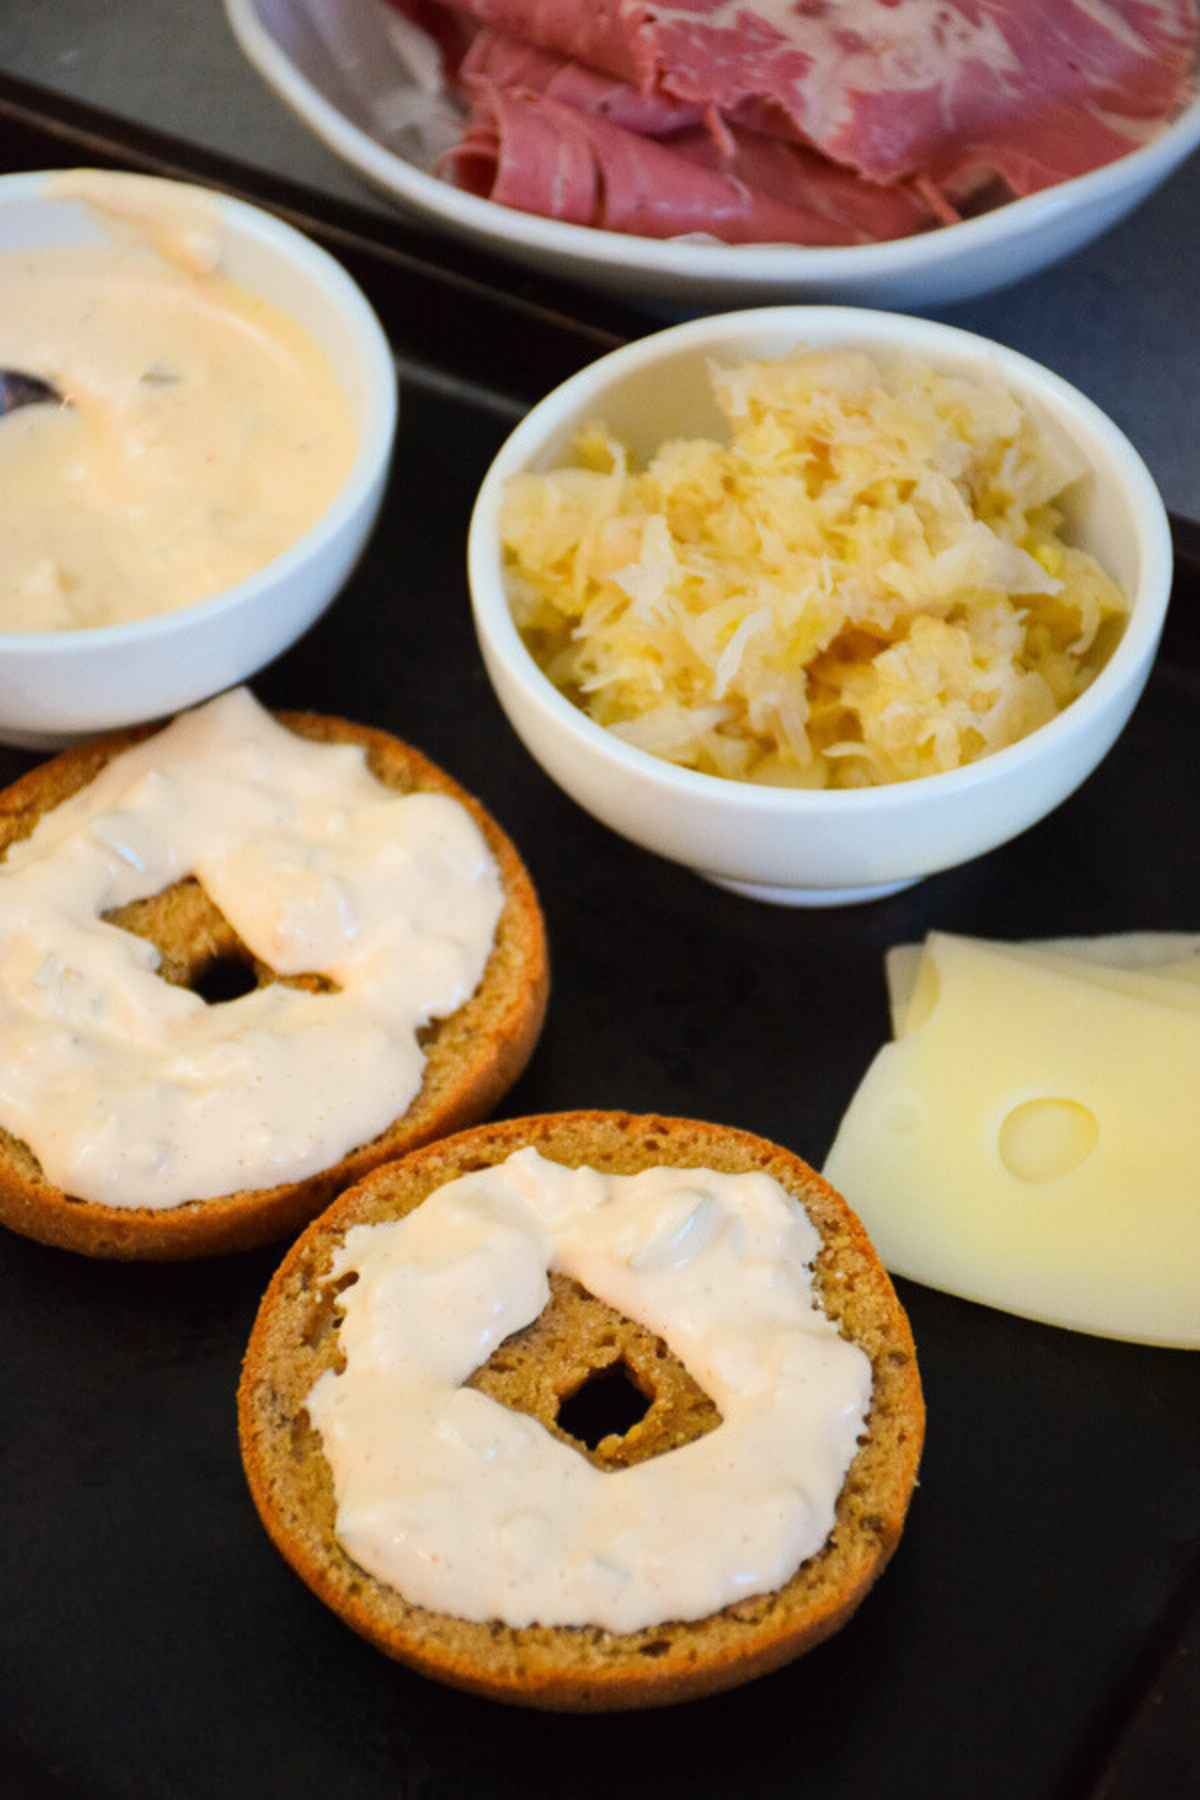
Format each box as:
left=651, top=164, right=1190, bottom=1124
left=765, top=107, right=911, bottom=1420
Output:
left=0, top=711, right=548, bottom=1260
left=239, top=1110, right=924, bottom=1710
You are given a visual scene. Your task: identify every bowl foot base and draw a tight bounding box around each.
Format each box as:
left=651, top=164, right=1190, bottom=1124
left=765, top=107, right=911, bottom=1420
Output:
left=701, top=871, right=922, bottom=907
left=0, top=725, right=96, bottom=751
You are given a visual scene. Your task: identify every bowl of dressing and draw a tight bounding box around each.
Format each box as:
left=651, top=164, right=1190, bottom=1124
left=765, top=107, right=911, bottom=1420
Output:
left=469, top=306, right=1172, bottom=905
left=0, top=169, right=397, bottom=748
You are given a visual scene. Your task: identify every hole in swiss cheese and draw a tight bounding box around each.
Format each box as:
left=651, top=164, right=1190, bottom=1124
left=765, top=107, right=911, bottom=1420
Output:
left=998, top=1098, right=1099, bottom=1184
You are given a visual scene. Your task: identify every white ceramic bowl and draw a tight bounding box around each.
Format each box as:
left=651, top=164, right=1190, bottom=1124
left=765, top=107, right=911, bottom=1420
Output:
left=228, top=0, right=1200, bottom=309
left=469, top=307, right=1172, bottom=906
left=0, top=169, right=397, bottom=750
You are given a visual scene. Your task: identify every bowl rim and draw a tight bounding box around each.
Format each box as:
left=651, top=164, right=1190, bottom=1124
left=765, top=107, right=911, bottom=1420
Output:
left=227, top=0, right=1200, bottom=284
left=469, top=305, right=1173, bottom=816
left=0, top=167, right=398, bottom=655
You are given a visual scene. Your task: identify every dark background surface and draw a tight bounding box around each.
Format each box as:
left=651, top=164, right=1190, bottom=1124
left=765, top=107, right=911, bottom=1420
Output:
left=1, top=80, right=1198, bottom=1800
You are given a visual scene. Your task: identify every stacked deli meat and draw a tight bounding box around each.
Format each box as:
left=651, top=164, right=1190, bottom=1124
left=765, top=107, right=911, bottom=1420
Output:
left=390, top=0, right=1198, bottom=244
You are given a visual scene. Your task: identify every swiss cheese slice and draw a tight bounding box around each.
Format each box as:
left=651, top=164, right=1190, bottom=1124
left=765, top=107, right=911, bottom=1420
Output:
left=901, top=936, right=1200, bottom=1037
left=886, top=933, right=1200, bottom=1037
left=827, top=933, right=1200, bottom=1347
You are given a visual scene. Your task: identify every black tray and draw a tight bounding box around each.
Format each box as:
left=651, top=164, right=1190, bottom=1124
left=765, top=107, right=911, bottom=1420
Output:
left=1, top=76, right=1197, bottom=1800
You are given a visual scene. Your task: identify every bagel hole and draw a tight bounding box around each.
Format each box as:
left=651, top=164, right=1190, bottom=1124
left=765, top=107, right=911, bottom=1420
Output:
left=468, top=1274, right=722, bottom=1471
left=190, top=952, right=258, bottom=1006
left=105, top=877, right=256, bottom=995
left=556, top=1362, right=651, bottom=1449
left=103, top=877, right=340, bottom=1006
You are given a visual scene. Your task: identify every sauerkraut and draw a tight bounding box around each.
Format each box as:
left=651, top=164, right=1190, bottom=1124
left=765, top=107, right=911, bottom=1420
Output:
left=501, top=349, right=1128, bottom=788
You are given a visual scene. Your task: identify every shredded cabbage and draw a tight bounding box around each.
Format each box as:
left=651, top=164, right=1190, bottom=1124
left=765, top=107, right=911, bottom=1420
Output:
left=501, top=349, right=1128, bottom=788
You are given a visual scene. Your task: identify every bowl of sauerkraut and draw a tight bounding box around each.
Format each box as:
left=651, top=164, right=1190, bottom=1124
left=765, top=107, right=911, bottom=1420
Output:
left=469, top=308, right=1172, bottom=905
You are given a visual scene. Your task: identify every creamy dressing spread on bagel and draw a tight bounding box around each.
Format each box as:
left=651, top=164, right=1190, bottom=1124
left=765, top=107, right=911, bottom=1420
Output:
left=0, top=688, right=503, bottom=1209
left=0, top=174, right=356, bottom=633
left=307, top=1149, right=872, bottom=1633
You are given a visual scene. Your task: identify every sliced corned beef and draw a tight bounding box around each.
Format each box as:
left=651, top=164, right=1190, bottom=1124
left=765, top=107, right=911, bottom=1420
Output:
left=459, top=26, right=707, bottom=134
left=456, top=29, right=936, bottom=237
left=388, top=0, right=1197, bottom=244
left=443, top=86, right=881, bottom=240
left=430, top=0, right=1197, bottom=185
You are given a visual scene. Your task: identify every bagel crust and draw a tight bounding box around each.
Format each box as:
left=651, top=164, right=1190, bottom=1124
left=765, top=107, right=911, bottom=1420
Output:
left=0, top=711, right=548, bottom=1260
left=238, top=1112, right=925, bottom=1710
